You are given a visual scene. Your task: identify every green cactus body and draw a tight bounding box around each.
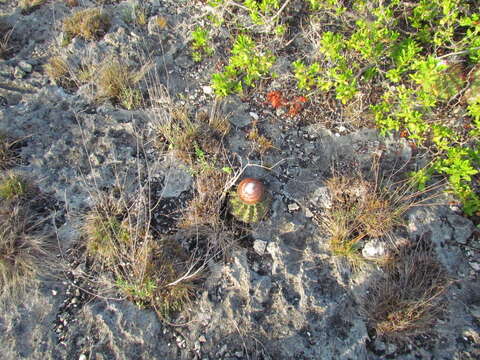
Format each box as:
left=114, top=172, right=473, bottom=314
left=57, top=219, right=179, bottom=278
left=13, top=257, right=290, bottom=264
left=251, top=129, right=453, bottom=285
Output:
left=229, top=191, right=270, bottom=223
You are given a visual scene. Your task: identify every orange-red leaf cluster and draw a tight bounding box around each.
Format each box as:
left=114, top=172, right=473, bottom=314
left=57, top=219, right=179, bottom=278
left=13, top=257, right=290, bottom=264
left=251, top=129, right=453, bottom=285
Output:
left=266, top=91, right=285, bottom=109
left=265, top=91, right=308, bottom=116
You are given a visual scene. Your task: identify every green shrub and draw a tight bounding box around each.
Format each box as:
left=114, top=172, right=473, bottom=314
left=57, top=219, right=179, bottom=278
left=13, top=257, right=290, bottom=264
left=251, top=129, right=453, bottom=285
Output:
left=293, top=0, right=480, bottom=215
left=211, top=34, right=275, bottom=96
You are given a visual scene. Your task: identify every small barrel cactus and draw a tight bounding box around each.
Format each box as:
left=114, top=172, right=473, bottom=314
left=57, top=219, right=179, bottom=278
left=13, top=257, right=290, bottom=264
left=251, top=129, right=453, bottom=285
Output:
left=229, top=178, right=270, bottom=223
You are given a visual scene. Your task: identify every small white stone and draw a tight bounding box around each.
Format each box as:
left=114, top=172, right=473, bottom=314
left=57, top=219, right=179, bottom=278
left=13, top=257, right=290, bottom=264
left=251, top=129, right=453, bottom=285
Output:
left=362, top=239, right=387, bottom=259
left=304, top=207, right=314, bottom=218
left=79, top=355, right=87, bottom=360
left=288, top=203, right=300, bottom=211
left=52, top=290, right=58, bottom=296
left=337, top=125, right=347, bottom=133
left=202, top=86, right=213, bottom=95
left=249, top=112, right=259, bottom=120
left=253, top=240, right=268, bottom=256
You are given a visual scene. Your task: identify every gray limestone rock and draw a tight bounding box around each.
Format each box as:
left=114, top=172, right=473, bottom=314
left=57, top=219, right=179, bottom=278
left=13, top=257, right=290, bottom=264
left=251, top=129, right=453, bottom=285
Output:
left=222, top=96, right=251, bottom=127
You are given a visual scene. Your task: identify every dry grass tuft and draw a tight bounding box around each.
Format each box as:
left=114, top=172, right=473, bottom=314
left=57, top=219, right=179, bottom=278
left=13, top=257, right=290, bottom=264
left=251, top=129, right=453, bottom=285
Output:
left=322, top=170, right=436, bottom=268
left=0, top=205, right=47, bottom=301
left=0, top=133, right=20, bottom=170
left=0, top=19, right=13, bottom=59
left=19, top=0, right=46, bottom=12
left=44, top=56, right=75, bottom=88
left=65, top=0, right=78, bottom=7
left=156, top=101, right=230, bottom=163
left=246, top=120, right=275, bottom=155
left=133, top=3, right=149, bottom=27
left=84, top=194, right=128, bottom=267
left=95, top=58, right=144, bottom=109
left=0, top=183, right=50, bottom=302
left=180, top=168, right=230, bottom=228
left=63, top=8, right=111, bottom=41
left=322, top=207, right=366, bottom=269
left=362, top=243, right=449, bottom=342
left=83, top=190, right=201, bottom=318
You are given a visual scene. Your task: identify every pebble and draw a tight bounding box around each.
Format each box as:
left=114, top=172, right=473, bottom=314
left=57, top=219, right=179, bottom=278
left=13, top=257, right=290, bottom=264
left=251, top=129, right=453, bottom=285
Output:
left=202, top=85, right=213, bottom=95
left=79, top=355, right=87, bottom=360
left=288, top=203, right=300, bottom=211
left=337, top=125, right=347, bottom=133
left=373, top=340, right=397, bottom=355
left=362, top=239, right=388, bottom=259
left=52, top=290, right=58, bottom=296
left=304, top=207, right=314, bottom=218
left=253, top=239, right=268, bottom=256
left=249, top=112, right=259, bottom=120
left=18, top=61, right=33, bottom=73
left=199, top=335, right=207, bottom=343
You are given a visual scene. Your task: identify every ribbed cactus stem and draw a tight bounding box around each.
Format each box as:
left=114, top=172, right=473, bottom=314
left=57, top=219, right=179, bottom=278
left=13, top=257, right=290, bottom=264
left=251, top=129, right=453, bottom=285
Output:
left=229, top=191, right=270, bottom=223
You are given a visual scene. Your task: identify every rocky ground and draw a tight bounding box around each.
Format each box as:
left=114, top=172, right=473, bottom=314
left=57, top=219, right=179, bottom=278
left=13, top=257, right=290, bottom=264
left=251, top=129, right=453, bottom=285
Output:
left=0, top=1, right=479, bottom=359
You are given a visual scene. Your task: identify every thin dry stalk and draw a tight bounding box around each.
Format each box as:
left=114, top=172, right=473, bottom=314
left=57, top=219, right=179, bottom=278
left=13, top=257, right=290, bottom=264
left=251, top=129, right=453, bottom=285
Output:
left=0, top=23, right=13, bottom=59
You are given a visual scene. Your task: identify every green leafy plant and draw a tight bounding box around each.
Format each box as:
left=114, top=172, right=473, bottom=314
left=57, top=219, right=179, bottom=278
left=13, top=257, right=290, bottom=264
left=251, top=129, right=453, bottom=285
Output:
left=120, top=87, right=143, bottom=110
left=244, top=0, right=280, bottom=25
left=116, top=277, right=157, bottom=308
left=293, top=31, right=358, bottom=103
left=190, top=26, right=214, bottom=62
left=292, top=60, right=321, bottom=91
left=211, top=34, right=275, bottom=96
left=296, top=0, right=480, bottom=215
left=307, top=0, right=346, bottom=14
left=0, top=173, right=28, bottom=200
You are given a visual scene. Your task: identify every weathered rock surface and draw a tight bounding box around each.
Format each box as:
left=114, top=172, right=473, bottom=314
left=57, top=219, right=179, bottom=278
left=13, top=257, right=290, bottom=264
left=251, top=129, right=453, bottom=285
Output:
left=1, top=1, right=479, bottom=360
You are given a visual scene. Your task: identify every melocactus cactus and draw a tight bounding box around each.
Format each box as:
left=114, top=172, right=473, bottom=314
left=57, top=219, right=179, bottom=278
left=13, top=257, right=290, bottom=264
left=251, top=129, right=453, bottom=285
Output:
left=229, top=178, right=270, bottom=223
